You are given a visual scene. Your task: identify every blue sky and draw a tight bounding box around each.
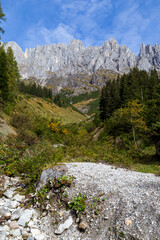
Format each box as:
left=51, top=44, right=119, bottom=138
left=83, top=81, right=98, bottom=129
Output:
left=1, top=0, right=160, bottom=54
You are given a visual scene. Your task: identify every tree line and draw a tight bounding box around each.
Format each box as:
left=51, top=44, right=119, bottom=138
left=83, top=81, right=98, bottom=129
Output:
left=99, top=67, right=160, bottom=158
left=18, top=81, right=52, bottom=99
left=100, top=68, right=159, bottom=123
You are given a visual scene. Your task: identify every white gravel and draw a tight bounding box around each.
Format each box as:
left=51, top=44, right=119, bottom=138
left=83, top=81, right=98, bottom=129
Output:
left=63, top=162, right=160, bottom=239
left=66, top=162, right=160, bottom=202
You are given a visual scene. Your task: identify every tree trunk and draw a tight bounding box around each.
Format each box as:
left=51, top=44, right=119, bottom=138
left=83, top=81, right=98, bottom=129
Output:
left=131, top=114, right=136, bottom=145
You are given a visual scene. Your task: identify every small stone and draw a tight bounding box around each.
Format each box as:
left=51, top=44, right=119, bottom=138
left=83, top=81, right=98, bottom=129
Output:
left=23, top=232, right=32, bottom=239
left=9, top=221, right=19, bottom=230
left=59, top=211, right=64, bottom=217
left=10, top=177, right=20, bottom=185
left=11, top=208, right=23, bottom=220
left=0, top=225, right=10, bottom=232
left=125, top=219, right=132, bottom=226
left=46, top=204, right=51, bottom=210
left=0, top=200, right=5, bottom=207
left=30, top=225, right=38, bottom=229
left=42, top=212, right=47, bottom=217
left=3, top=212, right=11, bottom=220
left=46, top=195, right=50, bottom=199
left=0, top=207, right=5, bottom=216
left=79, top=221, right=88, bottom=231
left=35, top=235, right=45, bottom=240
left=12, top=228, right=21, bottom=237
left=27, top=237, right=35, bottom=240
left=0, top=231, right=6, bottom=240
left=28, top=220, right=34, bottom=227
left=10, top=201, right=19, bottom=209
left=36, top=202, right=40, bottom=208
left=31, top=228, right=41, bottom=236
left=4, top=178, right=10, bottom=189
left=3, top=189, right=14, bottom=199
left=55, top=216, right=73, bottom=235
left=75, top=218, right=80, bottom=223
left=18, top=209, right=33, bottom=226
left=13, top=194, right=25, bottom=202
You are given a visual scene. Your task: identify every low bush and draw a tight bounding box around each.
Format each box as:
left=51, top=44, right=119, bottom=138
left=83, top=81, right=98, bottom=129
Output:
left=10, top=113, right=32, bottom=129
left=69, top=193, right=87, bottom=213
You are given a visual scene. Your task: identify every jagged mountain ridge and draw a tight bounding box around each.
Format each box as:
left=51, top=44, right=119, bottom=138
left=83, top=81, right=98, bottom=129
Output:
left=3, top=38, right=160, bottom=94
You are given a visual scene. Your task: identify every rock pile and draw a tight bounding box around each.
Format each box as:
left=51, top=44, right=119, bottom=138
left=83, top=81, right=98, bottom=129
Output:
left=0, top=175, right=45, bottom=240
left=0, top=162, right=160, bottom=240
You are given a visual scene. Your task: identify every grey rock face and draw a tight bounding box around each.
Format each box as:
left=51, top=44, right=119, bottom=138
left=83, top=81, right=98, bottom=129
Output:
left=36, top=165, right=67, bottom=190
left=138, top=43, right=160, bottom=71
left=4, top=39, right=160, bottom=93
left=4, top=39, right=136, bottom=84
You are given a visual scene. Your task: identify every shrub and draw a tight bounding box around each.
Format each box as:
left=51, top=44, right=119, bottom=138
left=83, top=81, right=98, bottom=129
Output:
left=17, top=128, right=38, bottom=146
left=10, top=113, right=31, bottom=129
left=69, top=193, right=87, bottom=213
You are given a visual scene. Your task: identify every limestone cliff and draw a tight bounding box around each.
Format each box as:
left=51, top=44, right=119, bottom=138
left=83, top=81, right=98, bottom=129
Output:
left=3, top=39, right=160, bottom=94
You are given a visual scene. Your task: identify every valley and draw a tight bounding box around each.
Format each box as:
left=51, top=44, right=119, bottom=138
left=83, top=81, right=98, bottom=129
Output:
left=0, top=40, right=160, bottom=240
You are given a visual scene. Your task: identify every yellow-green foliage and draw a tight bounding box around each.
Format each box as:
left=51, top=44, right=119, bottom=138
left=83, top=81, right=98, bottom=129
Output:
left=48, top=121, right=68, bottom=135
left=48, top=122, right=59, bottom=132
left=15, top=94, right=86, bottom=124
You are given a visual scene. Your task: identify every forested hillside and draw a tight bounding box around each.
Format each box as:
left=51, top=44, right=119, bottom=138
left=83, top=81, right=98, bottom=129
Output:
left=99, top=68, right=160, bottom=160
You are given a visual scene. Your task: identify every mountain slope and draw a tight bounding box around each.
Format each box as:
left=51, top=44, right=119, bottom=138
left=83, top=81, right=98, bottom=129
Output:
left=16, top=95, right=86, bottom=124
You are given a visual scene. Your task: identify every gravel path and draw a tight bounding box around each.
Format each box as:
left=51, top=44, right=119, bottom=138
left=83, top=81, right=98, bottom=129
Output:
left=66, top=162, right=160, bottom=201
left=63, top=162, right=160, bottom=240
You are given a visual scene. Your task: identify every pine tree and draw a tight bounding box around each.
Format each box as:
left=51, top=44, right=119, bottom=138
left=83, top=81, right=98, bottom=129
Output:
left=0, top=46, right=9, bottom=101
left=148, top=69, right=159, bottom=99
left=6, top=47, right=20, bottom=91
left=120, top=74, right=131, bottom=104
left=99, top=86, right=107, bottom=121
left=0, top=2, right=6, bottom=38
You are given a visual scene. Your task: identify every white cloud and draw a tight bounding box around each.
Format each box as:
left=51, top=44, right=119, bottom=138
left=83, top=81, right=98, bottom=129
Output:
left=60, top=0, right=113, bottom=39
left=23, top=0, right=113, bottom=49
left=22, top=0, right=160, bottom=54
left=103, top=1, right=151, bottom=54
left=59, top=1, right=112, bottom=50
left=24, top=23, right=74, bottom=49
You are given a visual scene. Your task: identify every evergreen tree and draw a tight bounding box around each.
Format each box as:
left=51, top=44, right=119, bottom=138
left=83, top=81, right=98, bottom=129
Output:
left=100, top=79, right=121, bottom=121
left=99, top=86, right=107, bottom=121
left=100, top=68, right=160, bottom=122
left=148, top=69, right=159, bottom=99
left=0, top=46, right=9, bottom=102
left=6, top=47, right=20, bottom=91
left=0, top=2, right=6, bottom=38
left=120, top=73, right=131, bottom=104
left=17, top=80, right=52, bottom=99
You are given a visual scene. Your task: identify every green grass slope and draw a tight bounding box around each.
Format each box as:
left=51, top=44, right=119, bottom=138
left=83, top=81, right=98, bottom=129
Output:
left=15, top=94, right=86, bottom=124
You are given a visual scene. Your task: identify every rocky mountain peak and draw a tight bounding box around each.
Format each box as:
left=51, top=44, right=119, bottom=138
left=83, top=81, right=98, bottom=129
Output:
left=138, top=42, right=160, bottom=71
left=69, top=39, right=85, bottom=51
left=107, top=37, right=119, bottom=47
left=101, top=38, right=119, bottom=50
left=3, top=39, right=160, bottom=94
left=4, top=41, right=25, bottom=63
